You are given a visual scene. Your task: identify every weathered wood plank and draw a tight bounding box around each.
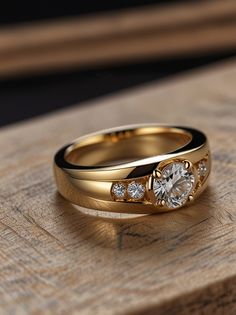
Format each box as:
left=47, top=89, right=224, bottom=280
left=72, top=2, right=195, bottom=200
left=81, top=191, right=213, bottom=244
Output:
left=0, top=59, right=236, bottom=314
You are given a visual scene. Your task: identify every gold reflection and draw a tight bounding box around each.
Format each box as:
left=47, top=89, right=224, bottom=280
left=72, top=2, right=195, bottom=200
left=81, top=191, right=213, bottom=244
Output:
left=54, top=187, right=213, bottom=251
left=66, top=132, right=191, bottom=166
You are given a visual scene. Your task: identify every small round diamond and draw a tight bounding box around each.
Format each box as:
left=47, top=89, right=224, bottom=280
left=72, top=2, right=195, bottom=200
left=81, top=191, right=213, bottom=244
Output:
left=198, top=160, right=207, bottom=177
left=153, top=162, right=195, bottom=209
left=127, top=182, right=145, bottom=199
left=112, top=183, right=126, bottom=198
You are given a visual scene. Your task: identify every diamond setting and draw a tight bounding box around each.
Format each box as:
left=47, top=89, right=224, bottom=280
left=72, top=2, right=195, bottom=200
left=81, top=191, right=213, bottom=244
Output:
left=198, top=160, right=207, bottom=178
left=127, top=182, right=145, bottom=199
left=112, top=183, right=126, bottom=198
left=153, top=162, right=195, bottom=209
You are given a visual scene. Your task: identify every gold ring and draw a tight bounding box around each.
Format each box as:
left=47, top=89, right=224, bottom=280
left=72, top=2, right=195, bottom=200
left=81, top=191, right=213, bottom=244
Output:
left=53, top=124, right=211, bottom=214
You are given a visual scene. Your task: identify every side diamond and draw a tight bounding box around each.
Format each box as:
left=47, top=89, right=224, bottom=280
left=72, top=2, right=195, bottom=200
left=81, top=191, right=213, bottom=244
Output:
left=112, top=183, right=126, bottom=198
left=198, top=160, right=207, bottom=177
left=127, top=182, right=145, bottom=199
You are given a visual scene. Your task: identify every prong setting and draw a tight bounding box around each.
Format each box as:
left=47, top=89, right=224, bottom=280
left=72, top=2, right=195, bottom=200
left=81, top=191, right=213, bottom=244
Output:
left=188, top=195, right=194, bottom=202
left=160, top=199, right=166, bottom=206
left=184, top=160, right=192, bottom=170
left=153, top=169, right=162, bottom=179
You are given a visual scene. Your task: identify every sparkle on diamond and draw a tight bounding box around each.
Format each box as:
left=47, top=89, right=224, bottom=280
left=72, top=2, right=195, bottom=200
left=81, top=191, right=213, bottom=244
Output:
left=153, top=162, right=195, bottom=209
left=198, top=160, right=207, bottom=177
left=112, top=183, right=126, bottom=198
left=127, top=182, right=145, bottom=199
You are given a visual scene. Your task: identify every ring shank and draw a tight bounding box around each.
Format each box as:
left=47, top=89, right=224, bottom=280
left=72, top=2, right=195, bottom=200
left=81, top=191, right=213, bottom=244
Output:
left=54, top=125, right=210, bottom=213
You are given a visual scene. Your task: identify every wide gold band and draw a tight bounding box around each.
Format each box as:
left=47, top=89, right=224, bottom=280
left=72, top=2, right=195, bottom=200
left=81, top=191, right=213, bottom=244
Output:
left=53, top=124, right=211, bottom=214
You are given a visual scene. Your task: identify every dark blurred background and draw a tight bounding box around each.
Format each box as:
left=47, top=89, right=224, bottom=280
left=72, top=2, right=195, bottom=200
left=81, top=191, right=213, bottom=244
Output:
left=1, top=0, right=236, bottom=127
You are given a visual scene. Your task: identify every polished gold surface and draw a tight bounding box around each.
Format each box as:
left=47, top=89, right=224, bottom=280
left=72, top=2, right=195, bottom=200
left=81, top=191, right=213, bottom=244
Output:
left=54, top=124, right=211, bottom=213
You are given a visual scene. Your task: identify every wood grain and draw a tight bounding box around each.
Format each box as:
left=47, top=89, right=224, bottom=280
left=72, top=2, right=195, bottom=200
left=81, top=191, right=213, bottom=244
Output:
left=0, top=0, right=236, bottom=77
left=0, top=59, right=236, bottom=315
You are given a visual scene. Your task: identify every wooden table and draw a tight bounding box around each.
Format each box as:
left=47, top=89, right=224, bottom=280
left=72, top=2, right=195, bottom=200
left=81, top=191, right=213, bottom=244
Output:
left=0, top=59, right=236, bottom=315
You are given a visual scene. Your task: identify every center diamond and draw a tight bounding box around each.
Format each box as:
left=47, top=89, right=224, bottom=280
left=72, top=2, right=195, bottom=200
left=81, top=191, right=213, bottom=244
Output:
left=153, top=162, right=195, bottom=209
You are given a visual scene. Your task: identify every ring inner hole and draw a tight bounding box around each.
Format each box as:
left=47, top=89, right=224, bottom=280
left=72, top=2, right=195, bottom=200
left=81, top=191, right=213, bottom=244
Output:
left=66, top=130, right=191, bottom=166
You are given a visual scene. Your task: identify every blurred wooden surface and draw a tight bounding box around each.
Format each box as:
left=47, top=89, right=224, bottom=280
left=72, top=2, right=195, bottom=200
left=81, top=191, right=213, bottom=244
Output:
left=0, top=0, right=236, bottom=77
left=0, top=59, right=236, bottom=315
